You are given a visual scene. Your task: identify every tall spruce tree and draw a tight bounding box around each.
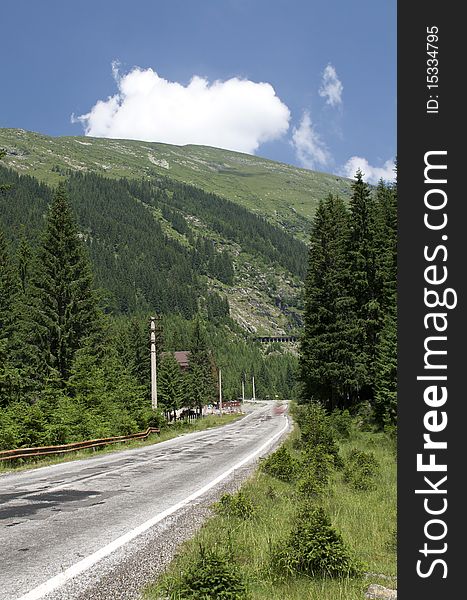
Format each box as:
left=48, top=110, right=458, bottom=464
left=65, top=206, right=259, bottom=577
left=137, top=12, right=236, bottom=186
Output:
left=29, top=182, right=99, bottom=383
left=300, top=195, right=363, bottom=410
left=374, top=179, right=397, bottom=311
left=373, top=178, right=397, bottom=426
left=346, top=170, right=383, bottom=401
left=158, top=353, right=185, bottom=420
left=187, top=317, right=216, bottom=412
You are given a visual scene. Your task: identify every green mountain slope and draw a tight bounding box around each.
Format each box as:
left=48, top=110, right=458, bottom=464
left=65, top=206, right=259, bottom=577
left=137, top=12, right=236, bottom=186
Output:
left=0, top=128, right=352, bottom=240
left=0, top=166, right=305, bottom=335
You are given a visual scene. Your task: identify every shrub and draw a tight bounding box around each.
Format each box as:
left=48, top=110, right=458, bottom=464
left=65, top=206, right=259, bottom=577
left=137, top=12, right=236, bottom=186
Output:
left=297, top=444, right=335, bottom=497
left=261, top=445, right=299, bottom=482
left=301, top=444, right=335, bottom=484
left=343, top=449, right=380, bottom=491
left=272, top=506, right=362, bottom=578
left=162, top=545, right=249, bottom=599
left=296, top=471, right=325, bottom=498
left=294, top=403, right=341, bottom=466
left=328, top=409, right=353, bottom=439
left=215, top=492, right=256, bottom=520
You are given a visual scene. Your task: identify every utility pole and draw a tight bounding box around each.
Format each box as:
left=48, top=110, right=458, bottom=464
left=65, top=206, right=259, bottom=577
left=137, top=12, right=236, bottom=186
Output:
left=252, top=375, right=256, bottom=401
left=150, top=316, right=158, bottom=410
left=241, top=378, right=245, bottom=402
left=219, top=368, right=223, bottom=414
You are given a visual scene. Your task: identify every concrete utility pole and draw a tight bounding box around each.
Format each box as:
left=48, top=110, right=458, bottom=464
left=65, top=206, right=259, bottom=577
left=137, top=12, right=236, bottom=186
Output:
left=219, top=368, right=223, bottom=414
left=241, top=379, right=245, bottom=402
left=252, top=376, right=256, bottom=401
left=150, top=316, right=158, bottom=410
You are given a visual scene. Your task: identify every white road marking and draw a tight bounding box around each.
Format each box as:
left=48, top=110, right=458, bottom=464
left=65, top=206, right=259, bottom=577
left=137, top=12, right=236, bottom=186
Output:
left=16, top=416, right=289, bottom=600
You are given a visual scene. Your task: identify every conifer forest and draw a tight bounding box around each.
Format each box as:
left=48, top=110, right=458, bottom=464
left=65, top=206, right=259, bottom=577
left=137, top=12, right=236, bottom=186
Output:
left=0, top=147, right=396, bottom=450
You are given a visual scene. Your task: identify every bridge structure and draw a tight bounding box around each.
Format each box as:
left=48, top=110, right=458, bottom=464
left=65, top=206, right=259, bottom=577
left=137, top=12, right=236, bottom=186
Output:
left=255, top=335, right=298, bottom=343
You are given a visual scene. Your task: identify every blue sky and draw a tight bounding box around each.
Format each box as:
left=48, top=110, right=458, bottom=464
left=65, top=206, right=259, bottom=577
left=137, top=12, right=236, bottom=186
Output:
left=1, top=0, right=396, bottom=182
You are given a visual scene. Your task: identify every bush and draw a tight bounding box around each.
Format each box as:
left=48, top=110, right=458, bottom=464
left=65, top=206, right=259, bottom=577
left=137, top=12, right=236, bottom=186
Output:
left=162, top=545, right=249, bottom=599
left=215, top=492, right=256, bottom=520
left=145, top=408, right=166, bottom=429
left=328, top=409, right=353, bottom=439
left=296, top=444, right=335, bottom=497
left=261, top=445, right=299, bottom=482
left=296, top=471, right=325, bottom=498
left=343, top=449, right=380, bottom=491
left=272, top=506, right=362, bottom=579
left=294, top=403, right=341, bottom=466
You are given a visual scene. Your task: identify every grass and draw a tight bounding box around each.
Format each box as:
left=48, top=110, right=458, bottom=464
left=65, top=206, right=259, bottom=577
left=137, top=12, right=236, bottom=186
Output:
left=0, top=412, right=242, bottom=475
left=144, top=423, right=396, bottom=599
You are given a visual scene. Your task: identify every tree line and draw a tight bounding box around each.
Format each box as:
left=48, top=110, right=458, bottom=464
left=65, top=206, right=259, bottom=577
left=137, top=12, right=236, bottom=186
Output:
left=299, top=171, right=396, bottom=428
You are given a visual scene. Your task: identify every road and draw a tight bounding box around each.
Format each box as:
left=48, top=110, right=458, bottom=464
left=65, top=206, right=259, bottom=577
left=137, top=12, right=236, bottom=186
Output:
left=0, top=403, right=289, bottom=600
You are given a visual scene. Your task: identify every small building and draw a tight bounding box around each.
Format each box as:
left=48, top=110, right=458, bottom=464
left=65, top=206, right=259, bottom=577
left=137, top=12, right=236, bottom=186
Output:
left=172, top=351, right=190, bottom=370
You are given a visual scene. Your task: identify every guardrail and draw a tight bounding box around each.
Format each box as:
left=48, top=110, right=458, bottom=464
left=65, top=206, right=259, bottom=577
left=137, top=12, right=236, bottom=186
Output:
left=0, top=427, right=161, bottom=462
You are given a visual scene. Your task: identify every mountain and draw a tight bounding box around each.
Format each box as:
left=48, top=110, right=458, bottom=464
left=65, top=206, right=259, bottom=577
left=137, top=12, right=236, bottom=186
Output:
left=0, top=128, right=352, bottom=241
left=0, top=129, right=352, bottom=335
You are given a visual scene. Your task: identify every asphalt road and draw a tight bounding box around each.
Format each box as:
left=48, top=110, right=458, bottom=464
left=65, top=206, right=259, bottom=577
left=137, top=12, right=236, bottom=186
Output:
left=0, top=403, right=289, bottom=600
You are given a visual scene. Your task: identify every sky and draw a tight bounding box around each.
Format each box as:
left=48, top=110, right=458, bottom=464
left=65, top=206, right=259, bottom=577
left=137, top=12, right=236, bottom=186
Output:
left=0, top=0, right=396, bottom=183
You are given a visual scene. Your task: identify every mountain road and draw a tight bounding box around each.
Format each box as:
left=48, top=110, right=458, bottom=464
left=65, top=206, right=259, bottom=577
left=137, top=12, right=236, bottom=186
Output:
left=0, top=403, right=289, bottom=600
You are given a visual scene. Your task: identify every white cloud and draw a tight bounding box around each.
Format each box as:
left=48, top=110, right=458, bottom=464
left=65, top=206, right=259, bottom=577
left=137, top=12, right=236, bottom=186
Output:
left=319, top=64, right=343, bottom=108
left=291, top=111, right=331, bottom=170
left=342, top=156, right=396, bottom=184
left=74, top=64, right=291, bottom=154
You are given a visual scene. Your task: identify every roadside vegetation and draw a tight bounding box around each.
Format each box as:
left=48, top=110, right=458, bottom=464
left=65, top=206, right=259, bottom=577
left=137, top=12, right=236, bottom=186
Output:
left=0, top=412, right=242, bottom=474
left=144, top=404, right=396, bottom=600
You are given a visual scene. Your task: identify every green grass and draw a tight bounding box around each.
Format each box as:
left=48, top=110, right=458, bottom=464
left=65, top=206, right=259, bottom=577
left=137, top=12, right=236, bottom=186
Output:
left=144, top=425, right=396, bottom=600
left=0, top=413, right=242, bottom=474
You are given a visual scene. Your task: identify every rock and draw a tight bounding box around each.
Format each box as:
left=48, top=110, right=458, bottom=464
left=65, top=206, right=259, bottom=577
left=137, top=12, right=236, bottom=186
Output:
left=365, top=584, right=397, bottom=599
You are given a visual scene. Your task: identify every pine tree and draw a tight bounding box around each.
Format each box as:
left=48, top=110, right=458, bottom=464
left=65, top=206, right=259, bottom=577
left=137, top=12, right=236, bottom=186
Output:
left=373, top=177, right=397, bottom=427
left=374, top=179, right=397, bottom=311
left=68, top=336, right=146, bottom=437
left=187, top=317, right=216, bottom=412
left=158, top=353, right=185, bottom=419
left=300, top=195, right=363, bottom=409
left=3, top=231, right=38, bottom=398
left=346, top=171, right=382, bottom=400
left=29, top=182, right=99, bottom=382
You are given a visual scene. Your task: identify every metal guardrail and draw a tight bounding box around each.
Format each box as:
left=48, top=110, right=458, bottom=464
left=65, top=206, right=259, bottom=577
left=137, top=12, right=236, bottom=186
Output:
left=0, top=427, right=161, bottom=461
